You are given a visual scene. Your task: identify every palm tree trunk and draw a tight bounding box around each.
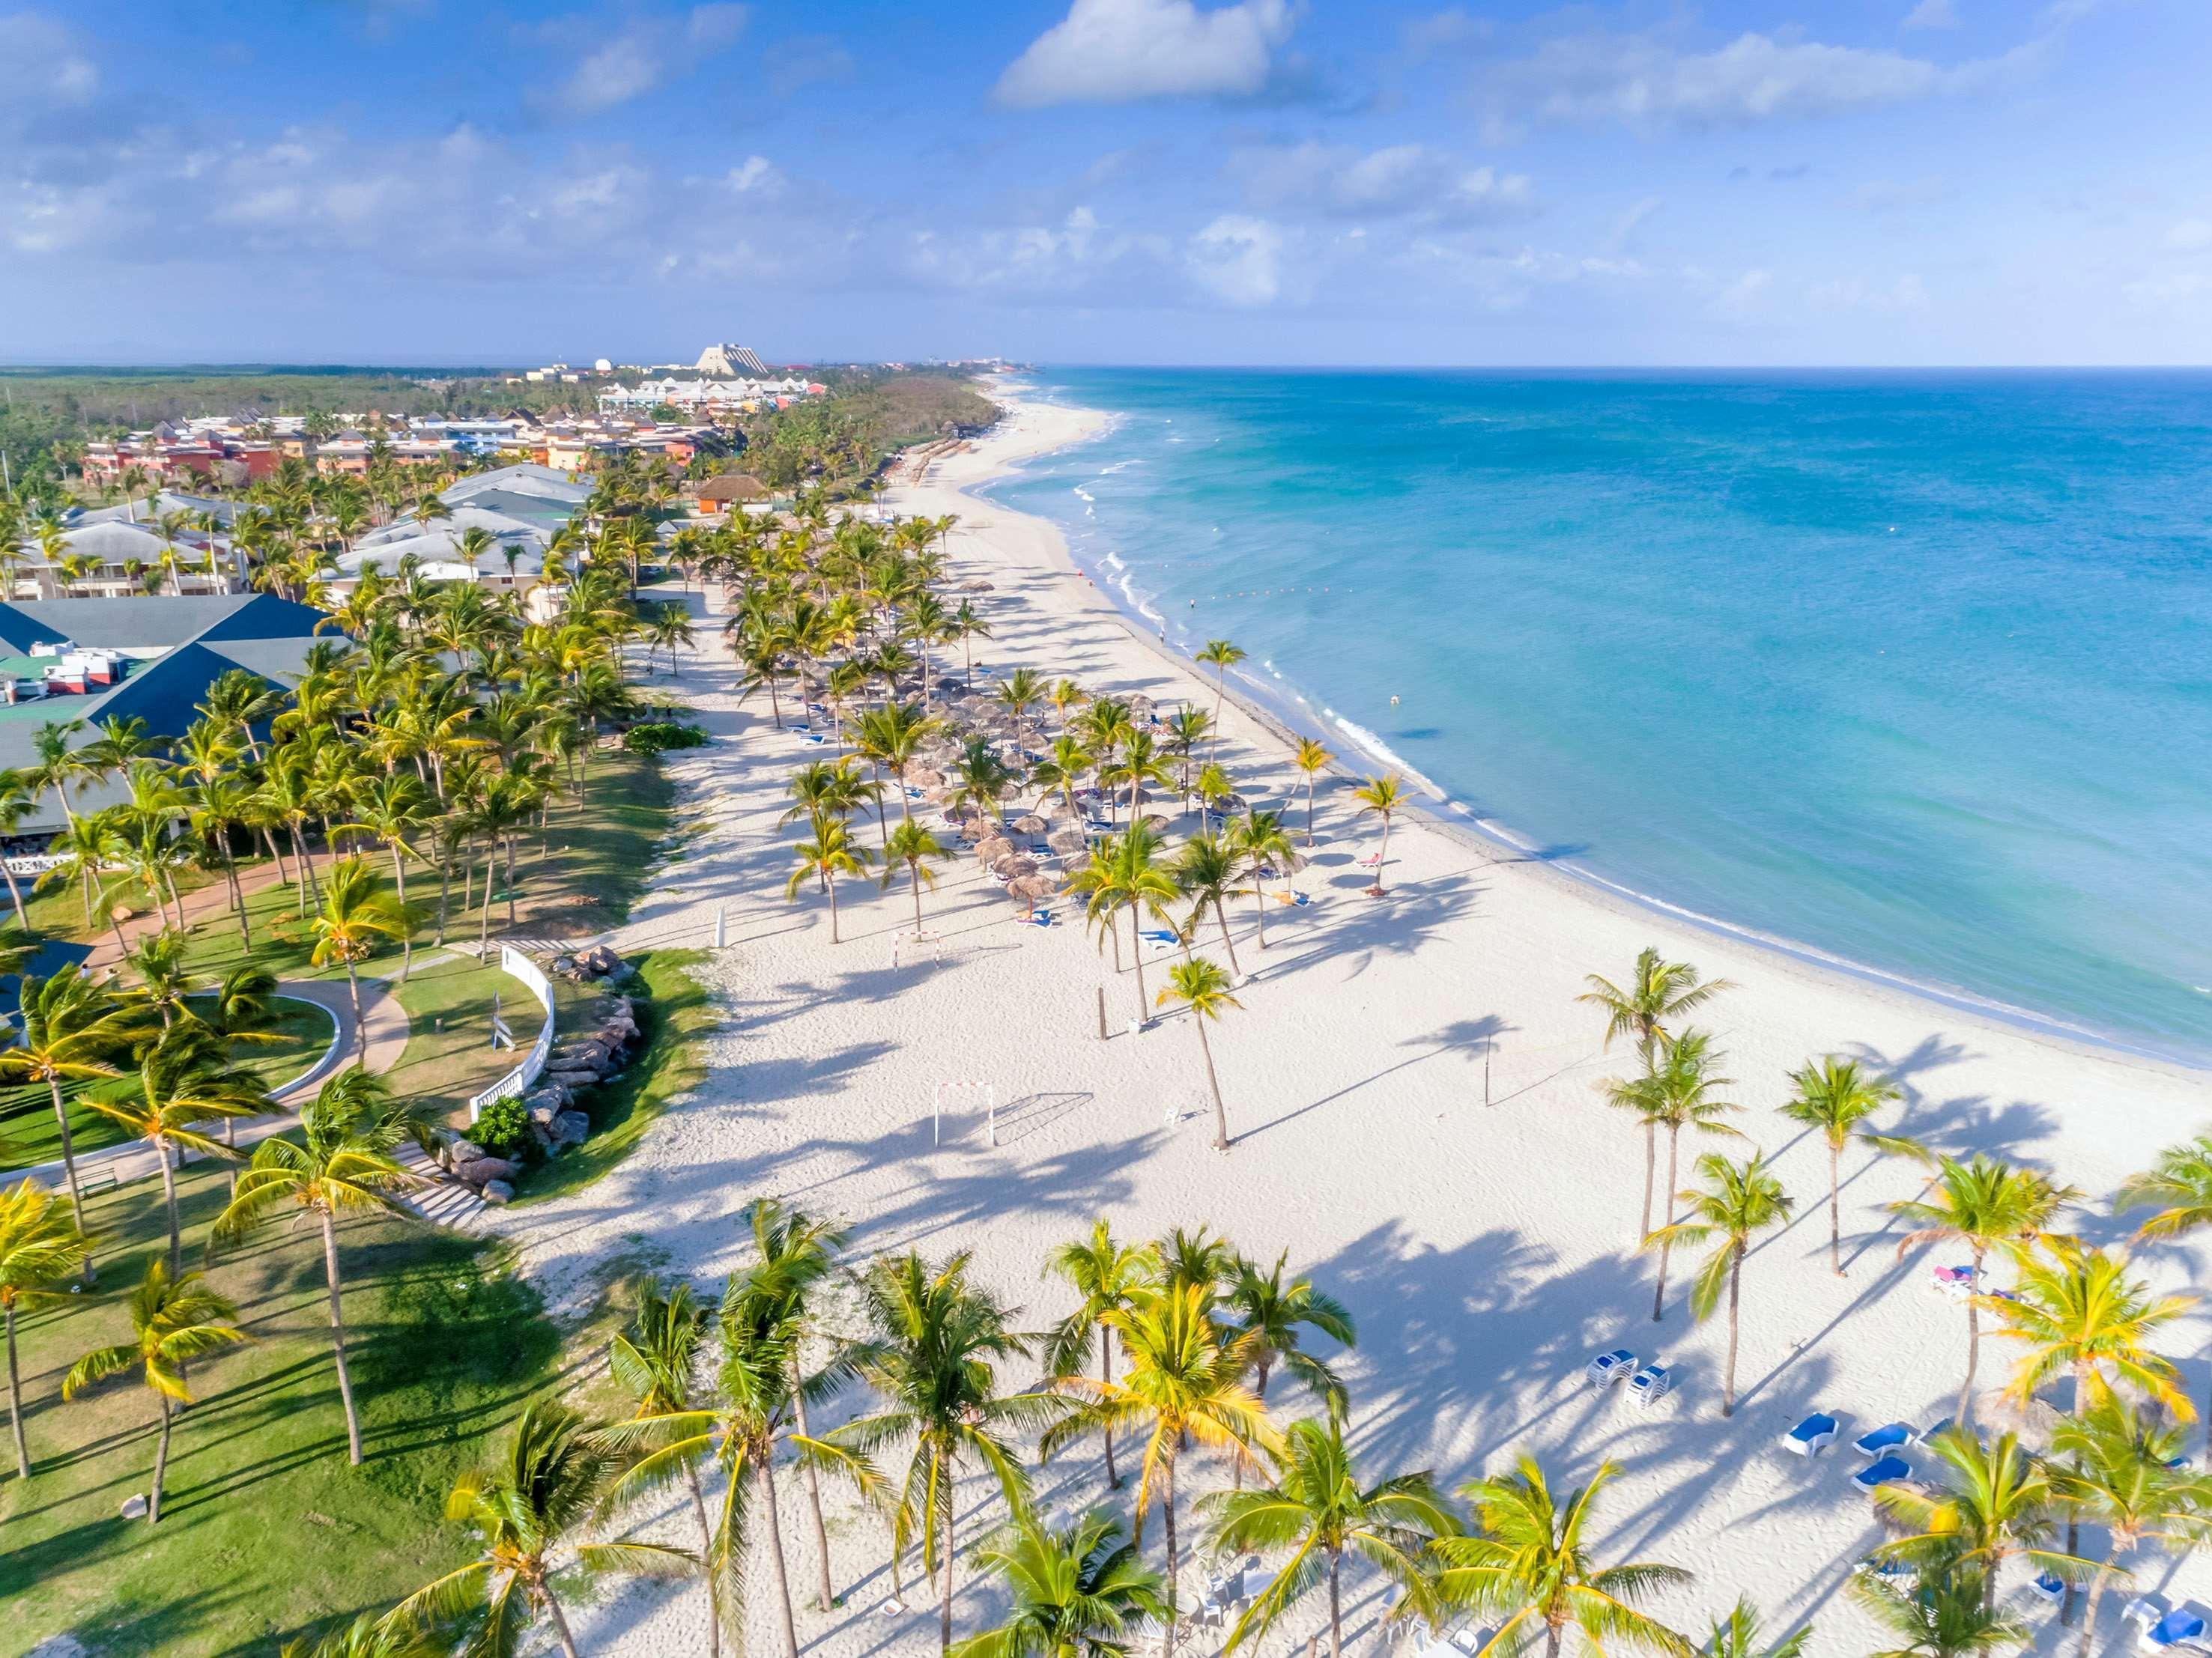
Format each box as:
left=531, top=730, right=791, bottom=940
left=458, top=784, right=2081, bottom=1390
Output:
left=46, top=1078, right=92, bottom=1283
left=1250, top=869, right=1267, bottom=952
left=1328, top=1549, right=1343, bottom=1658
left=1375, top=816, right=1393, bottom=893
left=344, top=961, right=369, bottom=1068
left=939, top=1486, right=957, bottom=1657
left=1211, top=897, right=1243, bottom=978
left=160, top=1147, right=184, bottom=1281
left=687, top=1463, right=722, bottom=1658
left=1102, top=1329, right=1120, bottom=1489
left=321, top=1210, right=363, bottom=1466
left=1639, top=1121, right=1655, bottom=1239
left=503, top=834, right=518, bottom=929
left=1162, top=1454, right=1181, bottom=1657
left=909, top=866, right=924, bottom=933
left=6, top=1305, right=28, bottom=1479
left=1196, top=1014, right=1231, bottom=1152
left=757, top=1453, right=801, bottom=1658
left=390, top=845, right=413, bottom=984
left=826, top=873, right=840, bottom=945
left=1129, top=907, right=1149, bottom=1027
left=540, top=1587, right=584, bottom=1658
left=1828, top=1143, right=1843, bottom=1275
left=1304, top=780, right=1317, bottom=845
left=790, top=1359, right=836, bottom=1610
left=0, top=860, right=23, bottom=929
left=436, top=850, right=451, bottom=947
left=1650, top=1126, right=1681, bottom=1322
left=1959, top=1245, right=1984, bottom=1424
left=2078, top=1557, right=2118, bottom=1658
left=148, top=1394, right=172, bottom=1524
left=1722, top=1254, right=1743, bottom=1415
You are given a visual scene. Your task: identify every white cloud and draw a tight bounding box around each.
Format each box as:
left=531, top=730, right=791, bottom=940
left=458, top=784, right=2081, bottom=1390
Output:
left=1808, top=273, right=1930, bottom=312
left=2167, top=219, right=2212, bottom=252
left=994, top=0, right=1294, bottom=109
left=1480, top=27, right=2015, bottom=135
left=722, top=156, right=784, bottom=195
left=1903, top=0, right=1960, bottom=28
left=559, top=34, right=666, bottom=112
left=687, top=4, right=748, bottom=49
left=1711, top=267, right=1774, bottom=318
left=1607, top=195, right=1664, bottom=252
left=1229, top=141, right=1534, bottom=222
left=0, top=10, right=97, bottom=108
left=1186, top=214, right=1285, bottom=304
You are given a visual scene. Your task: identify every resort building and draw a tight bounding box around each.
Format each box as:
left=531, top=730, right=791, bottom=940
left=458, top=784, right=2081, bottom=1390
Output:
left=0, top=593, right=326, bottom=830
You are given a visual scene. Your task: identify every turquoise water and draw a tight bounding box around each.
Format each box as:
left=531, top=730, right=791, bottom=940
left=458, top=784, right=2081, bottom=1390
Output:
left=979, top=368, right=2212, bottom=1063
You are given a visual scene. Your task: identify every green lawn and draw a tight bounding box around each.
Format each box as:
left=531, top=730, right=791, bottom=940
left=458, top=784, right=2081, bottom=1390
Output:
left=0, top=995, right=336, bottom=1172
left=512, top=950, right=713, bottom=1205
left=0, top=1160, right=602, bottom=1657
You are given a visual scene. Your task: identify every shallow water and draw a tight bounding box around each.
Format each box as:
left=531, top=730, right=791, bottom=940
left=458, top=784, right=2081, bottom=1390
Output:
left=980, top=368, right=2212, bottom=1063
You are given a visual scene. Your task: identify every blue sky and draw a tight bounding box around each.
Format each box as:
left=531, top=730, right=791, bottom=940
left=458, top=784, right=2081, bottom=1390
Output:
left=4, top=0, right=2209, bottom=366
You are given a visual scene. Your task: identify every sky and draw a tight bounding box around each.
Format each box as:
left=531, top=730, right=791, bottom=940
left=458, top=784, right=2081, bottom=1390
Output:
left=4, top=0, right=2211, bottom=367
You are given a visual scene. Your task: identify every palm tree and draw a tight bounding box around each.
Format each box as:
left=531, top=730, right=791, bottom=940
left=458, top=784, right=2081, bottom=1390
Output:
left=1984, top=1238, right=2193, bottom=1420
left=1042, top=1283, right=1278, bottom=1649
left=1642, top=1152, right=1793, bottom=1414
left=1175, top=834, right=1246, bottom=980
left=393, top=1398, right=692, bottom=1658
left=854, top=698, right=938, bottom=825
left=1702, top=1600, right=1810, bottom=1658
left=310, top=856, right=410, bottom=1066
left=996, top=665, right=1041, bottom=747
left=1196, top=640, right=1245, bottom=760
left=1157, top=956, right=1243, bottom=1153
left=279, top=1613, right=443, bottom=1658
left=1872, top=1424, right=2088, bottom=1606
left=834, top=1250, right=1057, bottom=1654
left=213, top=1071, right=422, bottom=1466
left=742, top=1197, right=857, bottom=1613
left=1163, top=708, right=1210, bottom=806
left=1777, top=1057, right=1901, bottom=1275
left=1202, top=1415, right=1449, bottom=1658
left=84, top=1024, right=266, bottom=1278
left=1291, top=737, right=1333, bottom=845
left=787, top=809, right=875, bottom=944
left=601, top=1277, right=721, bottom=1656
left=1849, top=1570, right=2024, bottom=1658
left=1622, top=1030, right=1741, bottom=1322
left=1889, top=1155, right=2073, bottom=1423
left=1430, top=1456, right=1692, bottom=1658
left=0, top=970, right=153, bottom=1269
left=1578, top=949, right=1735, bottom=1238
left=952, top=1508, right=1167, bottom=1658
left=2118, top=1135, right=2212, bottom=1433
left=0, top=768, right=41, bottom=927
left=1349, top=774, right=1406, bottom=894
left=882, top=818, right=952, bottom=936
left=1225, top=810, right=1294, bottom=952
left=2049, top=1401, right=2211, bottom=1654
left=337, top=772, right=434, bottom=983
left=0, top=1176, right=91, bottom=1479
left=1043, top=1221, right=1160, bottom=1490
left=127, top=927, right=196, bottom=1029
left=1031, top=736, right=1097, bottom=823
left=63, top=1258, right=250, bottom=1525
left=1081, top=825, right=1180, bottom=1028
left=1224, top=1250, right=1356, bottom=1418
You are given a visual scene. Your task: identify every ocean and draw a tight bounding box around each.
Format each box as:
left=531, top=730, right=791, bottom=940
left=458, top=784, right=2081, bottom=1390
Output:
left=976, top=368, right=2212, bottom=1065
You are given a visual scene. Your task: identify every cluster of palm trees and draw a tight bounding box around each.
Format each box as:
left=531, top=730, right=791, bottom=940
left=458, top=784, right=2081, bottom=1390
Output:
left=286, top=1206, right=1728, bottom=1658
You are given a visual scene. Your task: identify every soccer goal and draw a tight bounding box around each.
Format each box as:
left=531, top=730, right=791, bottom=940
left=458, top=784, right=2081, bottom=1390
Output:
left=891, top=930, right=943, bottom=968
left=933, top=1080, right=999, bottom=1147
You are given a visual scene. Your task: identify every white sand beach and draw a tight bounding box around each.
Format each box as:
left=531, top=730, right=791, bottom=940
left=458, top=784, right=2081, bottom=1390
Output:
left=508, top=386, right=2212, bottom=1658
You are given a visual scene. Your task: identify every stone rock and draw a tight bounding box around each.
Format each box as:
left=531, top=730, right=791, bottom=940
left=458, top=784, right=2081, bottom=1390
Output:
left=551, top=1110, right=590, bottom=1147
left=455, top=1156, right=518, bottom=1187
left=119, top=1493, right=149, bottom=1519
left=576, top=944, right=625, bottom=978
left=545, top=1066, right=601, bottom=1092
left=448, top=1138, right=485, bottom=1168
left=524, top=1084, right=572, bottom=1114
left=482, top=1180, right=515, bottom=1205
left=550, top=954, right=576, bottom=977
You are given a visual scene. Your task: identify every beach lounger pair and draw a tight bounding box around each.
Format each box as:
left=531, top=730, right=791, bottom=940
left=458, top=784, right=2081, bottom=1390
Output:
left=1582, top=1349, right=1669, bottom=1404
left=2127, top=1600, right=2208, bottom=1651
left=1024, top=910, right=1056, bottom=928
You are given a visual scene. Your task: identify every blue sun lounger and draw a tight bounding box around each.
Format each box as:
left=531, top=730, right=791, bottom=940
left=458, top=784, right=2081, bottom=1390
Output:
left=2145, top=1610, right=2206, bottom=1651
left=1782, top=1412, right=1838, bottom=1456
left=1139, top=929, right=1180, bottom=947
left=1627, top=1364, right=1671, bottom=1406
left=1853, top=1422, right=1913, bottom=1457
left=2029, top=1573, right=2066, bottom=1607
left=1852, top=1454, right=1912, bottom=1492
left=1584, top=1349, right=1635, bottom=1388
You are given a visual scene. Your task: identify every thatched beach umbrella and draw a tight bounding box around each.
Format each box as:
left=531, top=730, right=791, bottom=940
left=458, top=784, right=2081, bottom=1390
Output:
left=993, top=854, right=1041, bottom=881
left=1007, top=873, right=1055, bottom=906
left=1059, top=851, right=1092, bottom=873
left=975, top=834, right=1013, bottom=866
left=962, top=578, right=994, bottom=592
left=906, top=767, right=945, bottom=789
left=1011, top=813, right=1047, bottom=836
left=1138, top=813, right=1170, bottom=833
left=1048, top=828, right=1088, bottom=855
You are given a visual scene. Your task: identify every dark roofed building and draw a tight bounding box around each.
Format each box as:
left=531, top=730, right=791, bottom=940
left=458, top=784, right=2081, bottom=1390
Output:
left=0, top=593, right=326, bottom=832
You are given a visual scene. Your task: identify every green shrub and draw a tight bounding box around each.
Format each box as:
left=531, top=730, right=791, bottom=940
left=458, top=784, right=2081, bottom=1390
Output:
left=473, top=1093, right=531, bottom=1156
left=622, top=720, right=710, bottom=755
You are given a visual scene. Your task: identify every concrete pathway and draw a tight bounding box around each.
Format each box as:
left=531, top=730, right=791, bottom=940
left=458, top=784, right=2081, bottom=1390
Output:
left=16, top=974, right=410, bottom=1194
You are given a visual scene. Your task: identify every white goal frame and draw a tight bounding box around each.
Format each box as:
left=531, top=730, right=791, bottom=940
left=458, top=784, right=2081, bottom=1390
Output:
left=891, top=930, right=943, bottom=968
left=933, top=1080, right=999, bottom=1147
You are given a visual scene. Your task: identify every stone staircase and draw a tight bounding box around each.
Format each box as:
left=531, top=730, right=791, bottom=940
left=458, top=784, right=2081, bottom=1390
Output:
left=396, top=1142, right=491, bottom=1233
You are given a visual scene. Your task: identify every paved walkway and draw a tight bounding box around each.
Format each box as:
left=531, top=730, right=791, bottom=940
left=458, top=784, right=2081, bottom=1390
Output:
left=18, top=974, right=410, bottom=1194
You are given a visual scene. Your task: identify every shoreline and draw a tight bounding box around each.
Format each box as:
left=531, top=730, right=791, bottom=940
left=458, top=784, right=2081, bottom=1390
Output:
left=954, top=377, right=2211, bottom=1084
